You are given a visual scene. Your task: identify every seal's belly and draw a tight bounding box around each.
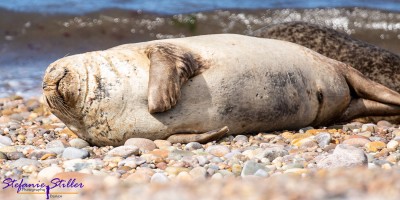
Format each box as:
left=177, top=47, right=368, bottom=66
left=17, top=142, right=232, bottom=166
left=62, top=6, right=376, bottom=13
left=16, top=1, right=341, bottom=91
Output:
left=152, top=57, right=350, bottom=135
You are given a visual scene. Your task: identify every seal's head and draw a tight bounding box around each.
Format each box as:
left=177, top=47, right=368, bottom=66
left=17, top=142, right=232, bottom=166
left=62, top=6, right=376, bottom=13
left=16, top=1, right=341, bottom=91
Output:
left=42, top=55, right=86, bottom=132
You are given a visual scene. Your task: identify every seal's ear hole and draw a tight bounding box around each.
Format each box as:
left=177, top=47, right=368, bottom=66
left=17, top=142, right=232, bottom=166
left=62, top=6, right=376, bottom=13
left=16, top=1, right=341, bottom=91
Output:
left=317, top=90, right=324, bottom=104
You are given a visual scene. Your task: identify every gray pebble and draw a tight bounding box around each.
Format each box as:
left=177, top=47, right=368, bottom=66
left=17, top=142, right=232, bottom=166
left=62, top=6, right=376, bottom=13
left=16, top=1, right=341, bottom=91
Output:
left=46, top=140, right=68, bottom=154
left=315, top=132, right=331, bottom=148
left=69, top=138, right=90, bottom=149
left=224, top=150, right=241, bottom=159
left=316, top=144, right=367, bottom=168
left=28, top=149, right=54, bottom=160
left=62, top=147, right=89, bottom=159
left=11, top=158, right=40, bottom=168
left=6, top=152, right=25, bottom=160
left=0, top=135, right=12, bottom=146
left=233, top=135, right=248, bottom=143
left=63, top=159, right=103, bottom=171
left=185, top=142, right=203, bottom=151
left=241, top=160, right=268, bottom=177
left=168, top=149, right=194, bottom=160
left=261, top=145, right=288, bottom=161
left=196, top=155, right=209, bottom=166
left=107, top=146, right=139, bottom=158
left=369, top=137, right=383, bottom=142
left=254, top=169, right=269, bottom=177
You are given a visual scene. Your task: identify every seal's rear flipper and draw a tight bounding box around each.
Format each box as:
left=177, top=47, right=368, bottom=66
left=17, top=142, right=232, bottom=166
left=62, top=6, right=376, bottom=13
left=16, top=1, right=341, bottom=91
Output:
left=339, top=99, right=400, bottom=122
left=339, top=64, right=400, bottom=121
left=167, top=126, right=229, bottom=144
left=342, top=65, right=400, bottom=106
left=147, top=44, right=203, bottom=114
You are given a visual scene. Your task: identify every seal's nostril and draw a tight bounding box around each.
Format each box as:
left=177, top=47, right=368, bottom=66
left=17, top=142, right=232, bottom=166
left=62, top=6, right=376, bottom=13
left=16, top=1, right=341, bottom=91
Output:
left=42, top=82, right=48, bottom=89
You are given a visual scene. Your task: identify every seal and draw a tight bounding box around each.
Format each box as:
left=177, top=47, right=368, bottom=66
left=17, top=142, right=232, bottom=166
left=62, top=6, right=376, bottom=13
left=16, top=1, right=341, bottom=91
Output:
left=43, top=34, right=400, bottom=146
left=252, top=21, right=400, bottom=92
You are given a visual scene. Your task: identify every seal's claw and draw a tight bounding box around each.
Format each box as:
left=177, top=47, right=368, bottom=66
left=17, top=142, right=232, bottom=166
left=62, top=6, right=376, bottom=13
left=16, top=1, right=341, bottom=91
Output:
left=148, top=74, right=180, bottom=113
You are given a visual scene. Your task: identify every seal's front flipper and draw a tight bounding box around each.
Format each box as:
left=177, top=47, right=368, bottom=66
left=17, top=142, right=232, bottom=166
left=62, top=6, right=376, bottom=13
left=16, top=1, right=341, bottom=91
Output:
left=167, top=126, right=229, bottom=144
left=341, top=64, right=400, bottom=106
left=339, top=99, right=400, bottom=122
left=147, top=44, right=203, bottom=114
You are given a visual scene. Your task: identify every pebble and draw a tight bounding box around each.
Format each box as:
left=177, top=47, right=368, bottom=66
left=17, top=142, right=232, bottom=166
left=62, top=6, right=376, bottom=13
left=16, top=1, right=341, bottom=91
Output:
left=361, top=123, right=378, bottom=132
left=0, top=135, right=12, bottom=146
left=253, top=169, right=269, bottom=177
left=0, top=146, right=17, bottom=153
left=284, top=168, right=308, bottom=175
left=343, top=137, right=371, bottom=147
left=365, top=141, right=386, bottom=152
left=11, top=158, right=40, bottom=168
left=150, top=173, right=169, bottom=183
left=317, top=144, right=367, bottom=168
left=69, top=138, right=90, bottom=148
left=62, top=147, right=89, bottom=159
left=124, top=138, right=156, bottom=151
left=206, top=145, right=230, bottom=157
left=165, top=167, right=190, bottom=176
left=241, top=160, right=268, bottom=177
left=315, top=132, right=331, bottom=148
left=387, top=140, right=399, bottom=150
left=377, top=120, right=392, bottom=127
left=154, top=140, right=172, bottom=149
left=107, top=146, right=139, bottom=158
left=0, top=152, right=7, bottom=159
left=189, top=167, right=207, bottom=180
left=46, top=140, right=68, bottom=154
left=185, top=142, right=203, bottom=151
left=6, top=152, right=25, bottom=160
left=211, top=173, right=223, bottom=179
left=168, top=149, right=194, bottom=160
left=63, top=159, right=103, bottom=172
left=262, top=147, right=288, bottom=161
left=38, top=165, right=63, bottom=180
left=176, top=171, right=193, bottom=181
left=233, top=135, right=249, bottom=142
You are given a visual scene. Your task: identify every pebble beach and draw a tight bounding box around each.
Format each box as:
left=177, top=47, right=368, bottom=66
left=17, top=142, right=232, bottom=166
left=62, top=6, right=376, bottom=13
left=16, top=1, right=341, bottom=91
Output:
left=2, top=96, right=400, bottom=199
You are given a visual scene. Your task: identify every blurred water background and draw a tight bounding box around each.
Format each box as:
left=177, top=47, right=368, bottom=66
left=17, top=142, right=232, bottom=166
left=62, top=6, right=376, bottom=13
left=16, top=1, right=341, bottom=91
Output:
left=1, top=0, right=400, bottom=97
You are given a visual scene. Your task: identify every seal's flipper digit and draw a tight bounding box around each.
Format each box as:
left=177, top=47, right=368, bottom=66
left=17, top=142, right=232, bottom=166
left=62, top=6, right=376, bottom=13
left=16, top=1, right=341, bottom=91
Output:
left=340, top=99, right=400, bottom=122
left=147, top=44, right=201, bottom=114
left=167, top=126, right=229, bottom=144
left=341, top=65, right=400, bottom=106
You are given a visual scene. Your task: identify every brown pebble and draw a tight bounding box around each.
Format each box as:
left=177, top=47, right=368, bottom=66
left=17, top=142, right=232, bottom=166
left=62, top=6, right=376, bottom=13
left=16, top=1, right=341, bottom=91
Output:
left=156, top=162, right=168, bottom=170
